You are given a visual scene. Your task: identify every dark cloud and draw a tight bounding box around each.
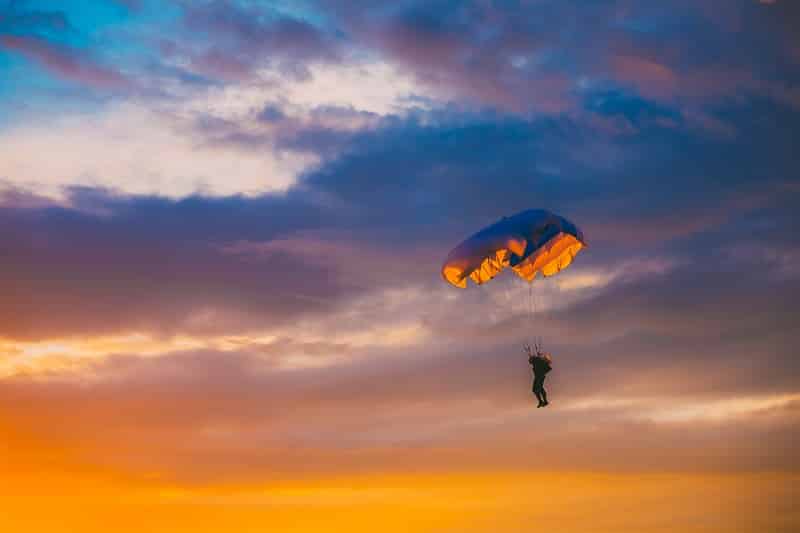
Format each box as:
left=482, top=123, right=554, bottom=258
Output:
left=4, top=0, right=798, bottom=115
left=1, top=82, right=798, bottom=340
left=193, top=103, right=381, bottom=158
left=256, top=104, right=286, bottom=123
left=174, top=0, right=343, bottom=82
left=0, top=188, right=345, bottom=339
left=313, top=0, right=800, bottom=114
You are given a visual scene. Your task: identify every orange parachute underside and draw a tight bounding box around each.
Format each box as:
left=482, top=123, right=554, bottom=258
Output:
left=441, top=209, right=586, bottom=288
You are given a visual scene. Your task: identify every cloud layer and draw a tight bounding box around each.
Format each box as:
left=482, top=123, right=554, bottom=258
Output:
left=1, top=2, right=798, bottom=530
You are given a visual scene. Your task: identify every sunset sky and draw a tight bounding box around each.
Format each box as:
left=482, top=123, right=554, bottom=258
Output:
left=1, top=1, right=798, bottom=531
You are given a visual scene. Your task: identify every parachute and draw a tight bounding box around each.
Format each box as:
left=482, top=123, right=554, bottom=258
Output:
left=441, top=209, right=586, bottom=288
left=441, top=208, right=586, bottom=347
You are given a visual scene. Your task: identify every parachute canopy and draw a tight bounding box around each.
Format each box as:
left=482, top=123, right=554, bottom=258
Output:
left=441, top=209, right=586, bottom=288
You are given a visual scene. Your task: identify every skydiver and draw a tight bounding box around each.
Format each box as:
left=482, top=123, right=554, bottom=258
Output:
left=525, top=344, right=552, bottom=407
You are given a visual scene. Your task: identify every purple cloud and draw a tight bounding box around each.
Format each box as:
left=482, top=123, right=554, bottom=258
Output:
left=0, top=35, right=133, bottom=91
left=173, top=0, right=342, bottom=82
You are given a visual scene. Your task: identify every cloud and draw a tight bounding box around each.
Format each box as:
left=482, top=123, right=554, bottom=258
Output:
left=0, top=88, right=796, bottom=343
left=1, top=329, right=798, bottom=484
left=172, top=0, right=342, bottom=82
left=0, top=102, right=310, bottom=198
left=1, top=0, right=798, bottom=499
left=0, top=57, right=424, bottom=199
left=1, top=177, right=797, bottom=480
left=313, top=0, right=800, bottom=116
left=4, top=0, right=799, bottom=120
left=0, top=190, right=353, bottom=341
left=0, top=35, right=134, bottom=91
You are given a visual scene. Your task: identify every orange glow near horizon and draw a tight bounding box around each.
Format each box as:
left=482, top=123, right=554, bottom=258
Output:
left=1, top=468, right=796, bottom=532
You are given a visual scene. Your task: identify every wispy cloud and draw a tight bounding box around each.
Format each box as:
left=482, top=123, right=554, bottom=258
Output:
left=0, top=35, right=134, bottom=91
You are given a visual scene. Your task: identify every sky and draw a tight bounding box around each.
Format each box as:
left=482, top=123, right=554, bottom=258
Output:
left=1, top=0, right=799, bottom=531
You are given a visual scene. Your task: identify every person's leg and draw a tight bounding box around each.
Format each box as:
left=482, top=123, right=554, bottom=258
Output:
left=533, top=378, right=544, bottom=406
left=539, top=377, right=549, bottom=406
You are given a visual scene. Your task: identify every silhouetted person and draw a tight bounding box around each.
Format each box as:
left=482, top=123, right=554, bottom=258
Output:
left=525, top=345, right=552, bottom=407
